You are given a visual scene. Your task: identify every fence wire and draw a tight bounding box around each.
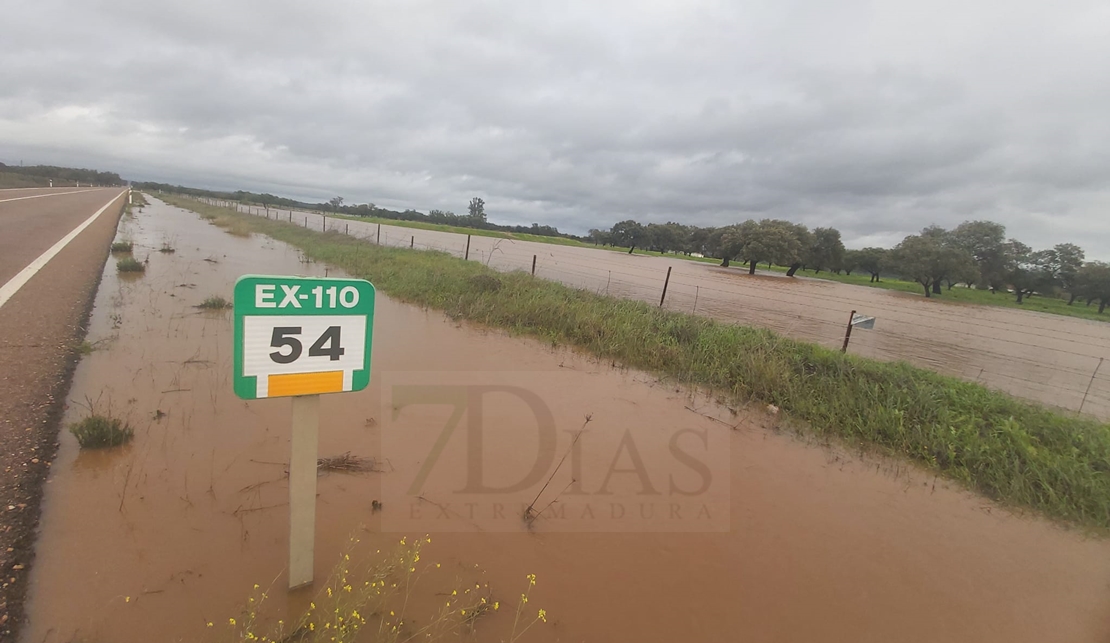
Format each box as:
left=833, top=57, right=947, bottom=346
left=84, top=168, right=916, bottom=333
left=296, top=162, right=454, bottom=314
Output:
left=197, top=198, right=1110, bottom=421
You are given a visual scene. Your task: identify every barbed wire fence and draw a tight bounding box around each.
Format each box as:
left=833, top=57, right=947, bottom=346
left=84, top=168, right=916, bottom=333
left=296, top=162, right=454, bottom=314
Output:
left=192, top=197, right=1110, bottom=421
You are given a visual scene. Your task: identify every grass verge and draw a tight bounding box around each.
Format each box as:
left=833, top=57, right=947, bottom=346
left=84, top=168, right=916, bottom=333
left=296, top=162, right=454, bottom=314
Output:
left=70, top=415, right=134, bottom=449
left=162, top=194, right=1110, bottom=530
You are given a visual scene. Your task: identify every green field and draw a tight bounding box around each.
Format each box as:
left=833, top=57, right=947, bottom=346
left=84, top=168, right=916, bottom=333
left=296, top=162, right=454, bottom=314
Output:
left=162, top=193, right=1110, bottom=532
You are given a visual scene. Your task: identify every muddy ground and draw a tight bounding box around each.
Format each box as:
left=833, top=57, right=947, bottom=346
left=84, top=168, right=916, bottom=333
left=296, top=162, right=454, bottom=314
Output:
left=20, top=197, right=1110, bottom=642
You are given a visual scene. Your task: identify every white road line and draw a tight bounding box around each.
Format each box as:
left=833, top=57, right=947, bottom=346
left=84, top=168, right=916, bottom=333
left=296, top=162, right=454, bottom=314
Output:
left=0, top=190, right=125, bottom=310
left=0, top=188, right=99, bottom=204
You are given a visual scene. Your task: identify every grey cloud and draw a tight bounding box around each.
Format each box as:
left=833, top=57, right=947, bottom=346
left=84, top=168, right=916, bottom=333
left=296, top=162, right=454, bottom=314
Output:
left=1, top=0, right=1109, bottom=258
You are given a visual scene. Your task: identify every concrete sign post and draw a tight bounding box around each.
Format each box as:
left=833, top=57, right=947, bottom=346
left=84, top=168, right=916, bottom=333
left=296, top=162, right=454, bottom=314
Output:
left=233, top=275, right=375, bottom=588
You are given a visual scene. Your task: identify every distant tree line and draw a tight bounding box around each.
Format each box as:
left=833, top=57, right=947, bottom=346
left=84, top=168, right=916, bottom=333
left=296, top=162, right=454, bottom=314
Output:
left=136, top=183, right=569, bottom=240
left=588, top=218, right=1110, bottom=313
left=0, top=163, right=122, bottom=185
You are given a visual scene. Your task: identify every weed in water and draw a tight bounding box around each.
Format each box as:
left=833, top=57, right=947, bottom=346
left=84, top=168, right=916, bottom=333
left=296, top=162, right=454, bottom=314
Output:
left=75, top=340, right=96, bottom=355
left=70, top=414, right=134, bottom=449
left=110, top=240, right=133, bottom=253
left=159, top=242, right=176, bottom=253
left=161, top=194, right=1110, bottom=530
left=196, top=295, right=231, bottom=309
left=116, top=257, right=145, bottom=274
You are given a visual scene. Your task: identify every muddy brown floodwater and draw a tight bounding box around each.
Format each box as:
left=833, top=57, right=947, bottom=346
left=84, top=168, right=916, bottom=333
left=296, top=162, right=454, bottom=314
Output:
left=22, top=198, right=1110, bottom=643
left=229, top=201, right=1110, bottom=420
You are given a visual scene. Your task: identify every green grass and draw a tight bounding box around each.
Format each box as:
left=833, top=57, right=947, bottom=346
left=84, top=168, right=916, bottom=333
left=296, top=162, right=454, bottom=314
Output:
left=163, top=194, right=1110, bottom=531
left=116, top=257, right=145, bottom=273
left=110, top=240, right=133, bottom=253
left=70, top=414, right=134, bottom=449
left=197, top=295, right=231, bottom=309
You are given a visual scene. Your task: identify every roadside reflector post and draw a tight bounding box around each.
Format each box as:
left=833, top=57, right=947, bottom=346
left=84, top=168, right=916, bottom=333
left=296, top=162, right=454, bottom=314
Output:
left=465, top=235, right=471, bottom=260
left=532, top=255, right=537, bottom=276
left=842, top=309, right=856, bottom=352
left=288, top=394, right=319, bottom=588
left=233, top=275, right=377, bottom=590
left=659, top=266, right=672, bottom=307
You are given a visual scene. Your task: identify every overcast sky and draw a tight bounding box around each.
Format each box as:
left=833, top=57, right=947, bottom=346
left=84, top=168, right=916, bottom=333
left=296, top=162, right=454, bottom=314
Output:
left=2, top=0, right=1108, bottom=255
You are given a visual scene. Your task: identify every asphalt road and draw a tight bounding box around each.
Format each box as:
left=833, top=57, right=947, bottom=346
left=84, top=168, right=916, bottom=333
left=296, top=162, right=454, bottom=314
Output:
left=0, top=187, right=126, bottom=640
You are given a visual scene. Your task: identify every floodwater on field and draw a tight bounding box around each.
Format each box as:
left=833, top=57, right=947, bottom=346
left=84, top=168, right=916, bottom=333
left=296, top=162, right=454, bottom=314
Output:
left=231, top=201, right=1110, bottom=420
left=21, top=198, right=1110, bottom=643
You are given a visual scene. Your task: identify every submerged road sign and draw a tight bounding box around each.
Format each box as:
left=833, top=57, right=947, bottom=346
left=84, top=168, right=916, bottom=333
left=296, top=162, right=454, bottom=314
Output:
left=233, top=275, right=375, bottom=400
left=233, top=275, right=375, bottom=589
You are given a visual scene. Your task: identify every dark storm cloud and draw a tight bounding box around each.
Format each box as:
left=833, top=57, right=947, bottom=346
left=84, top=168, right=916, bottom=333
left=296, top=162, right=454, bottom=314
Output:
left=2, top=0, right=1109, bottom=255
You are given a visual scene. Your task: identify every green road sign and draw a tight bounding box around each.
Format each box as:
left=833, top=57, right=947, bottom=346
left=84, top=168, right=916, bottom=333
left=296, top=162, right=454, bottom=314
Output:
left=233, top=275, right=375, bottom=400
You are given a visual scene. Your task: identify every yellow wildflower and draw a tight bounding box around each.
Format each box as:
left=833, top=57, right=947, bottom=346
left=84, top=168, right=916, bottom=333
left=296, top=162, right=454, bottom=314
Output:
left=538, top=608, right=547, bottom=622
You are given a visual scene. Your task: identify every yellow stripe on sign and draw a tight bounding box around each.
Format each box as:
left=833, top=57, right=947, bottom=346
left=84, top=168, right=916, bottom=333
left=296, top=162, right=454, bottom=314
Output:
left=268, top=371, right=344, bottom=397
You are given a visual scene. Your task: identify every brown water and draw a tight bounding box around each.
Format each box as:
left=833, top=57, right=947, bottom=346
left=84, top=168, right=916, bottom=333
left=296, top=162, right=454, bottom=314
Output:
left=227, top=201, right=1110, bottom=420
left=22, top=198, right=1110, bottom=642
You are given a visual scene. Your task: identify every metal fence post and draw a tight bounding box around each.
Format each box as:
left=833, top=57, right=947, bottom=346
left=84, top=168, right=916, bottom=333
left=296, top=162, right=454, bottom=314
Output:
left=1079, top=357, right=1105, bottom=415
left=659, top=266, right=672, bottom=307
left=841, top=310, right=856, bottom=353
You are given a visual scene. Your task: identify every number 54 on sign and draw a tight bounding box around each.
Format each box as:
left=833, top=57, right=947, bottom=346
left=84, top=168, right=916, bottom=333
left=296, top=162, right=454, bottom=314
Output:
left=233, top=276, right=376, bottom=400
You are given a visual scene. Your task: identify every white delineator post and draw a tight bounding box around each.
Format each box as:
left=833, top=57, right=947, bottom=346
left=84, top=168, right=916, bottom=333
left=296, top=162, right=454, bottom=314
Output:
left=289, top=394, right=320, bottom=588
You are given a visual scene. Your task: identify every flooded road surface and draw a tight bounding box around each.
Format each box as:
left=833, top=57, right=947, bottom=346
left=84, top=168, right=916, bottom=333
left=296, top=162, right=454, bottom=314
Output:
left=21, top=197, right=1110, bottom=643
left=221, top=200, right=1110, bottom=420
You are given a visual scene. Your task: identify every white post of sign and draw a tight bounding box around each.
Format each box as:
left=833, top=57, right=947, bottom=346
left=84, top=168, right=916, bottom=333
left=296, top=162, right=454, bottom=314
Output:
left=234, top=275, right=376, bottom=590
left=289, top=394, right=320, bottom=588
